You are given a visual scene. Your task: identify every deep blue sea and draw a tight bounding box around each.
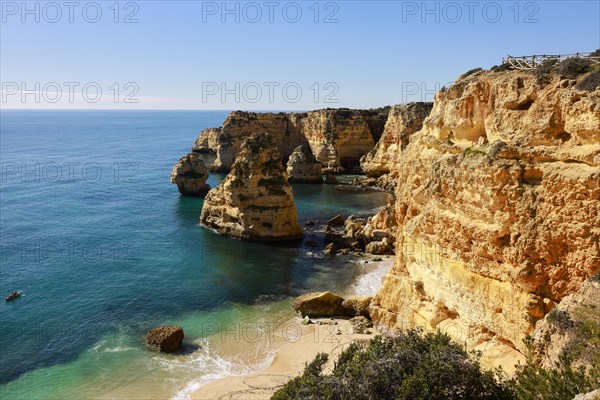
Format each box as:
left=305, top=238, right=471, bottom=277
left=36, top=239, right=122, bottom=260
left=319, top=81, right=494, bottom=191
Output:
left=0, top=110, right=389, bottom=399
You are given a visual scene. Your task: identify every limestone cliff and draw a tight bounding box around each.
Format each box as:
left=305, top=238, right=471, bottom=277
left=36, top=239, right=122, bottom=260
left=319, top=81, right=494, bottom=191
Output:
left=288, top=109, right=386, bottom=171
left=209, top=111, right=305, bottom=172
left=170, top=153, right=210, bottom=197
left=530, top=275, right=599, bottom=370
left=193, top=109, right=387, bottom=172
left=200, top=132, right=303, bottom=242
left=360, top=102, right=433, bottom=179
left=371, top=68, right=600, bottom=355
left=286, top=145, right=323, bottom=183
left=193, top=127, right=221, bottom=153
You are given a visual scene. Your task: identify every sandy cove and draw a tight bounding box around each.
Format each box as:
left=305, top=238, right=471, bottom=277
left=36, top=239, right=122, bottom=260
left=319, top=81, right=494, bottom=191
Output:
left=191, top=318, right=377, bottom=400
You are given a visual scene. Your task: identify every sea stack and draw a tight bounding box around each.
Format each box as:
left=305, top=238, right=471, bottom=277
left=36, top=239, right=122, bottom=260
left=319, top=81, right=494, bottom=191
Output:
left=286, top=145, right=323, bottom=183
left=200, top=132, right=303, bottom=242
left=170, top=152, right=210, bottom=197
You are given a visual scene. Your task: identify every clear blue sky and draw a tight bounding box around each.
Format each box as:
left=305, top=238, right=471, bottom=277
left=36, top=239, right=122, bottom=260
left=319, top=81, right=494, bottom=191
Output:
left=1, top=0, right=599, bottom=110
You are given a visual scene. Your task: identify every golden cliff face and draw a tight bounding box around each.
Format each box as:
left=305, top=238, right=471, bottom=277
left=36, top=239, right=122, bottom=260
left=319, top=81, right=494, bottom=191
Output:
left=210, top=111, right=303, bottom=172
left=200, top=132, right=303, bottom=242
left=288, top=109, right=386, bottom=170
left=371, top=69, right=600, bottom=354
left=360, top=102, right=433, bottom=178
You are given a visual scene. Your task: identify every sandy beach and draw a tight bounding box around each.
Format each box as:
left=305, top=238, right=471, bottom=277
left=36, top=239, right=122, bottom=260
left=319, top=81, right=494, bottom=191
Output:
left=192, top=318, right=377, bottom=400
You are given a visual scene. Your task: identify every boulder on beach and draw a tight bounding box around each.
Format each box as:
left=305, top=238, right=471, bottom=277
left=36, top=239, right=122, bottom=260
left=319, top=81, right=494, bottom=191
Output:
left=292, top=291, right=344, bottom=318
left=146, top=326, right=184, bottom=352
left=341, top=296, right=372, bottom=318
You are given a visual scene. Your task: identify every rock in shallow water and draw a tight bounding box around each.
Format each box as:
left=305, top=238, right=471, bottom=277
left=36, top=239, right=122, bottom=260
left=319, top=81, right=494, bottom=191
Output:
left=286, top=145, right=323, bottom=183
left=170, top=153, right=210, bottom=197
left=146, top=326, right=184, bottom=352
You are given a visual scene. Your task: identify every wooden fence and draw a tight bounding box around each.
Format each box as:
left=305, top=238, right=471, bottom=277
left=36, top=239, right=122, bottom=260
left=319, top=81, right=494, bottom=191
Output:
left=502, top=52, right=600, bottom=70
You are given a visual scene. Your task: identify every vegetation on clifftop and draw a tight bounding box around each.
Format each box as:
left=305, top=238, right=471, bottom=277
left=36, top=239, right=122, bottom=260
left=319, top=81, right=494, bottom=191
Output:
left=273, top=329, right=600, bottom=400
left=273, top=330, right=513, bottom=400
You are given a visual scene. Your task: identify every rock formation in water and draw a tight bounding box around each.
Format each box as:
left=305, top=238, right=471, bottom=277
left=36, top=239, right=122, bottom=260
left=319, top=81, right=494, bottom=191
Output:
left=146, top=326, right=184, bottom=352
left=370, top=67, right=600, bottom=356
left=200, top=132, right=303, bottom=242
left=286, top=145, right=323, bottom=183
left=170, top=152, right=210, bottom=196
left=192, top=109, right=387, bottom=172
left=322, top=197, right=398, bottom=255
left=359, top=102, right=433, bottom=190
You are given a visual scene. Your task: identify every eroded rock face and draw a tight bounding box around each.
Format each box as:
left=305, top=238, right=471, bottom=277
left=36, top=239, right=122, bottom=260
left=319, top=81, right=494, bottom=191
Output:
left=530, top=277, right=600, bottom=370
left=146, top=326, right=184, bottom=352
left=360, top=103, right=433, bottom=179
left=371, top=69, right=600, bottom=354
left=170, top=153, right=210, bottom=197
left=211, top=111, right=305, bottom=172
left=286, top=145, right=323, bottom=183
left=289, top=109, right=387, bottom=170
left=195, top=109, right=387, bottom=172
left=193, top=127, right=221, bottom=153
left=200, top=132, right=303, bottom=242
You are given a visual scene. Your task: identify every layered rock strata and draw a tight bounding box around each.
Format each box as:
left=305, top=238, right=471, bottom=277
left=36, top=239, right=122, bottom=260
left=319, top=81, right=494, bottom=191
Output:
left=200, top=132, right=303, bottom=242
left=360, top=102, right=433, bottom=183
left=193, top=109, right=388, bottom=172
left=371, top=68, right=600, bottom=354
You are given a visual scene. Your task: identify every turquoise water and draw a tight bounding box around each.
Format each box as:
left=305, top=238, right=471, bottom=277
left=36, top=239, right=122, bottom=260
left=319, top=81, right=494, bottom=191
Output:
left=0, top=110, right=389, bottom=399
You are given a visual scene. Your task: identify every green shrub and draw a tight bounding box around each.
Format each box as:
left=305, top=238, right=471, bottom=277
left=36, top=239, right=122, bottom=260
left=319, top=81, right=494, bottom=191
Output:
left=576, top=69, right=600, bottom=92
left=460, top=68, right=483, bottom=79
left=546, top=308, right=573, bottom=329
left=491, top=63, right=512, bottom=72
left=272, top=330, right=512, bottom=400
left=557, top=58, right=592, bottom=77
left=510, top=358, right=597, bottom=400
left=533, top=59, right=558, bottom=78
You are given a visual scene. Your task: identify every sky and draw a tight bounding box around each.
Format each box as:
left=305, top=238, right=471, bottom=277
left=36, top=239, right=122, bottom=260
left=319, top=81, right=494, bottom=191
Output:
left=1, top=0, right=599, bottom=110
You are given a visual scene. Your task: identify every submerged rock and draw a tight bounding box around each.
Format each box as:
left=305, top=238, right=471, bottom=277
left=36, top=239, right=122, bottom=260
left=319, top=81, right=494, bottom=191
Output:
left=286, top=145, right=323, bottom=183
left=327, top=214, right=345, bottom=227
left=323, top=242, right=337, bottom=255
left=324, top=174, right=338, bottom=184
left=146, top=326, right=184, bottom=352
left=170, top=153, right=210, bottom=197
left=200, top=132, right=303, bottom=242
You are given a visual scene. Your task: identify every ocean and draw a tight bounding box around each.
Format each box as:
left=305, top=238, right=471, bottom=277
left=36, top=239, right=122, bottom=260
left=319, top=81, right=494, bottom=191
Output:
left=0, top=110, right=390, bottom=399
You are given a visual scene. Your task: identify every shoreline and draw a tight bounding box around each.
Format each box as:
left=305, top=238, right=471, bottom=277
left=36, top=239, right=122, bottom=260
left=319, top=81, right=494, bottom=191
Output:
left=191, top=318, right=378, bottom=400
left=188, top=256, right=394, bottom=400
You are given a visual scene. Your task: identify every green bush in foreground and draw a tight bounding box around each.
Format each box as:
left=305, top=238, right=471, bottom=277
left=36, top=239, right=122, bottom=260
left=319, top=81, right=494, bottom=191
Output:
left=273, top=330, right=600, bottom=400
left=272, top=330, right=512, bottom=400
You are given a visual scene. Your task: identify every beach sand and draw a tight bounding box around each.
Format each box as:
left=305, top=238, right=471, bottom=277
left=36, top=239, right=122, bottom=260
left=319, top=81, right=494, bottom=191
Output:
left=191, top=318, right=377, bottom=400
